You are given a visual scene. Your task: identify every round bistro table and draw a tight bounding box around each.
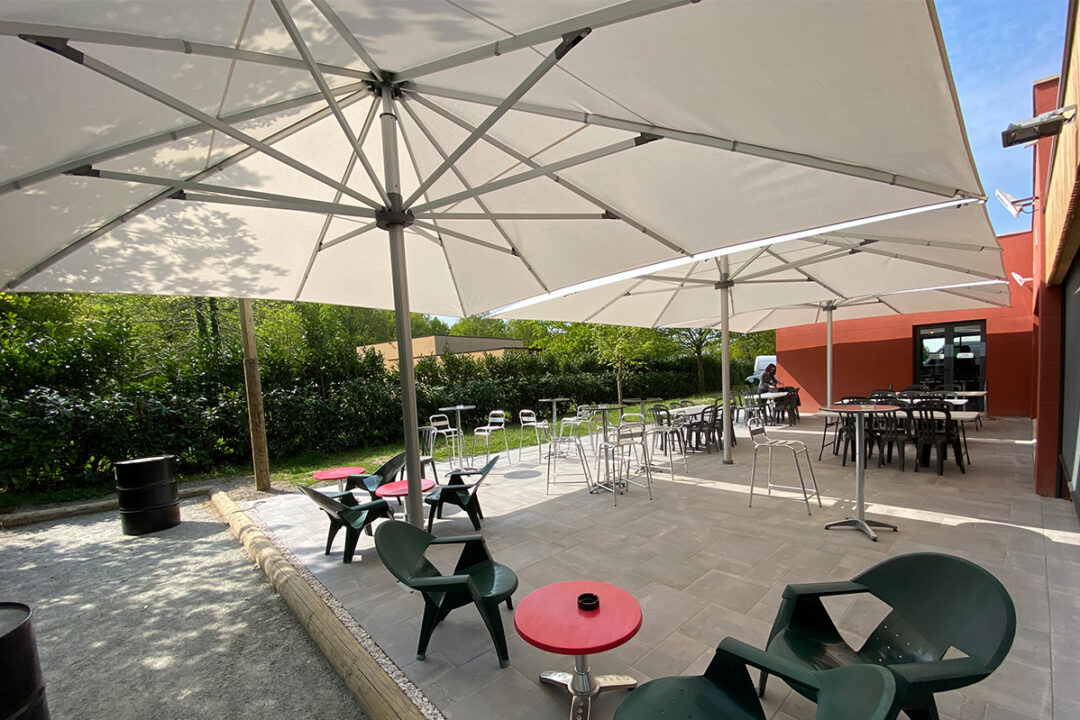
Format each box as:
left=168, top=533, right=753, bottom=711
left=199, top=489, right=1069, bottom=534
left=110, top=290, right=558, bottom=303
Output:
left=312, top=466, right=366, bottom=492
left=373, top=478, right=436, bottom=498
left=515, top=580, right=641, bottom=720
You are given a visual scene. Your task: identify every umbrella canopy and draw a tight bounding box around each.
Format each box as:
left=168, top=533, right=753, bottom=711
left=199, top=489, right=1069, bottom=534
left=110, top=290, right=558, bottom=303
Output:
left=0, top=0, right=998, bottom=513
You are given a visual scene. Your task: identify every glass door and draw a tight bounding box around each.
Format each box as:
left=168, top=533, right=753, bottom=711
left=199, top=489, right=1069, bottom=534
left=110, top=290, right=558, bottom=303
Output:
left=914, top=321, right=986, bottom=390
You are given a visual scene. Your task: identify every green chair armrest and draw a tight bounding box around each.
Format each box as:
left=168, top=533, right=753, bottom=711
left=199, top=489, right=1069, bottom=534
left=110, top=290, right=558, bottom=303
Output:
left=430, top=534, right=484, bottom=545
left=781, top=580, right=868, bottom=599
left=716, top=637, right=820, bottom=692
left=340, top=498, right=390, bottom=524
left=328, top=490, right=358, bottom=506
left=409, top=574, right=474, bottom=593
left=887, top=657, right=987, bottom=688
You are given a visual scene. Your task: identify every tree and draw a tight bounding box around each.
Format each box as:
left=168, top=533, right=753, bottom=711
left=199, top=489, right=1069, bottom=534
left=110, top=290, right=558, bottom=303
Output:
left=730, top=330, right=775, bottom=362
left=590, top=325, right=671, bottom=403
left=664, top=328, right=720, bottom=393
left=411, top=313, right=451, bottom=337
left=448, top=315, right=509, bottom=338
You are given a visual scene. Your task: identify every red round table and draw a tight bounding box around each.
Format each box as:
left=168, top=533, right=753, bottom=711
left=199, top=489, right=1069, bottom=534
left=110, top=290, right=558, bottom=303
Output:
left=312, top=466, right=365, bottom=492
left=515, top=580, right=641, bottom=720
left=374, top=478, right=436, bottom=498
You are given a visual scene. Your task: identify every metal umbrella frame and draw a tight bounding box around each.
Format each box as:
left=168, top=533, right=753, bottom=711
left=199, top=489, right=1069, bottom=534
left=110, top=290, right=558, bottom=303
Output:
left=1, top=0, right=999, bottom=520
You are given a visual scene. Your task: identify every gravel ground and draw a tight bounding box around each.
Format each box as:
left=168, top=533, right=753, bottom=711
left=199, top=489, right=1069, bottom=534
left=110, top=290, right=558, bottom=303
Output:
left=0, top=496, right=369, bottom=719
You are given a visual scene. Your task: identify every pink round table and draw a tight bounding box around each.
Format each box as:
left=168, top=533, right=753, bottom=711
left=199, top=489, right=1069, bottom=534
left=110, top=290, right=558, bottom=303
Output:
left=374, top=478, right=436, bottom=498
left=312, top=466, right=365, bottom=492
left=515, top=580, right=641, bottom=719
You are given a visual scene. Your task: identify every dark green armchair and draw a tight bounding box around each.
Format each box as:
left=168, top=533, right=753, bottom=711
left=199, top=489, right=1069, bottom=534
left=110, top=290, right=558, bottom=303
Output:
left=615, top=636, right=902, bottom=720
left=374, top=520, right=518, bottom=668
left=759, top=552, right=1015, bottom=720
left=345, top=452, right=407, bottom=501
left=299, top=486, right=393, bottom=563
left=424, top=456, right=498, bottom=532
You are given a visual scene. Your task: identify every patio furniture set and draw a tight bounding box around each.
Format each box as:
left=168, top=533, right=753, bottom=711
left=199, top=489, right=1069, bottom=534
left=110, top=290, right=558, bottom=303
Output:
left=295, top=389, right=1016, bottom=720
left=299, top=472, right=1021, bottom=720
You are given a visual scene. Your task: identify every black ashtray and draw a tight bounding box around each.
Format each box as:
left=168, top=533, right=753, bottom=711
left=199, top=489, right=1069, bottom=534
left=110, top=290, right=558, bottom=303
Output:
left=577, top=592, right=599, bottom=611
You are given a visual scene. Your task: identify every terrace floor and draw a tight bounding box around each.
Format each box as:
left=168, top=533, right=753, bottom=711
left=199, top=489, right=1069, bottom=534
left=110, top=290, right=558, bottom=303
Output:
left=241, top=414, right=1078, bottom=720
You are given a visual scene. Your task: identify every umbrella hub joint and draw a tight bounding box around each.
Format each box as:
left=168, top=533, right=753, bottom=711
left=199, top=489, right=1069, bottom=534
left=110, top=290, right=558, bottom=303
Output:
left=367, top=73, right=403, bottom=98
left=376, top=193, right=414, bottom=230
left=714, top=279, right=735, bottom=290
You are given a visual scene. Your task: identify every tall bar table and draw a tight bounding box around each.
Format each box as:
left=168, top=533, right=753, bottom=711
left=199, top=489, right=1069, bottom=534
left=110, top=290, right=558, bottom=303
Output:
left=438, top=404, right=475, bottom=471
left=821, top=404, right=899, bottom=542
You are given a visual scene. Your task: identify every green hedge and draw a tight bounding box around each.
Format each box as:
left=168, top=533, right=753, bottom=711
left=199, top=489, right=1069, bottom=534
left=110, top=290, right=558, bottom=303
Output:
left=0, top=350, right=752, bottom=495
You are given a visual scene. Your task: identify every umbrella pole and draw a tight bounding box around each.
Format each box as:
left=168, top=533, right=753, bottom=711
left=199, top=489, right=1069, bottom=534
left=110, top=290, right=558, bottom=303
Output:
left=380, top=84, right=424, bottom=528
left=825, top=304, right=834, bottom=407
left=719, top=259, right=733, bottom=465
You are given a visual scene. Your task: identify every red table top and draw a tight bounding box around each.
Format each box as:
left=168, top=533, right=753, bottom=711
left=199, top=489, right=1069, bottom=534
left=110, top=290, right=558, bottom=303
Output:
left=374, top=478, right=436, bottom=498
left=312, top=466, right=365, bottom=482
left=514, top=580, right=642, bottom=655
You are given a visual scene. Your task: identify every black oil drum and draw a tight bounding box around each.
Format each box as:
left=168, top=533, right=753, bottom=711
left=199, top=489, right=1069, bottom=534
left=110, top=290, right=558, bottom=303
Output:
left=0, top=603, right=50, bottom=720
left=114, top=455, right=181, bottom=536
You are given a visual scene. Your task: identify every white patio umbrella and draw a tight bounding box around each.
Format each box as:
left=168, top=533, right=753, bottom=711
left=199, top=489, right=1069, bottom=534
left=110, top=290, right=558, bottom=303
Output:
left=496, top=202, right=1009, bottom=462
left=0, top=0, right=995, bottom=520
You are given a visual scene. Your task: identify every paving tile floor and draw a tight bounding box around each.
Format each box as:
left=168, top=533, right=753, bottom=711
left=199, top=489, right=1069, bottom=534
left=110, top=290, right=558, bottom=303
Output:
left=242, top=415, right=1078, bottom=720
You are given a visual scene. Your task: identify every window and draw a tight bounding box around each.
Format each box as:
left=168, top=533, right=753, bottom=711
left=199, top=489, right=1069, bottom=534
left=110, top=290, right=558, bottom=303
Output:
left=913, top=321, right=986, bottom=392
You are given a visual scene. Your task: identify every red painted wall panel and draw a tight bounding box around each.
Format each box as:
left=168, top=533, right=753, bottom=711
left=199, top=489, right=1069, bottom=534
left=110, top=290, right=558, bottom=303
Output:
left=776, top=231, right=1036, bottom=416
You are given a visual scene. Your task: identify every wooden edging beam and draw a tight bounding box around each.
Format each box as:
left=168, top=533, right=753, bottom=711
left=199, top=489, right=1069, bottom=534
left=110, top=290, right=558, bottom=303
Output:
left=209, top=489, right=426, bottom=720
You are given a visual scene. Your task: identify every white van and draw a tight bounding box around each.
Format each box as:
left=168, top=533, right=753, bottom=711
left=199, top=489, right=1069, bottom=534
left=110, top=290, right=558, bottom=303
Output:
left=745, top=355, right=777, bottom=386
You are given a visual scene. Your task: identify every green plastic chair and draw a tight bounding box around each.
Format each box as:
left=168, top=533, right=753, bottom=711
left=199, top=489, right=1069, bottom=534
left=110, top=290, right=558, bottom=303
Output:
left=374, top=520, right=518, bottom=668
left=424, top=456, right=498, bottom=532
left=759, top=552, right=1015, bottom=720
left=615, top=637, right=902, bottom=720
left=299, top=486, right=393, bottom=563
left=344, top=452, right=407, bottom=501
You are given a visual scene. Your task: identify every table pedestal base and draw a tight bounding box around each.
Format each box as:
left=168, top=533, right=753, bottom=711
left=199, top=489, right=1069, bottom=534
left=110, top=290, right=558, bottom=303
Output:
left=539, top=654, right=636, bottom=720
left=824, top=516, right=898, bottom=542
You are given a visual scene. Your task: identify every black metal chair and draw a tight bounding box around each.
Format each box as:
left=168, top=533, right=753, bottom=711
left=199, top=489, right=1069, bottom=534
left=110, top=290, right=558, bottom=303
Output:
left=913, top=401, right=965, bottom=475
left=299, top=486, right=393, bottom=564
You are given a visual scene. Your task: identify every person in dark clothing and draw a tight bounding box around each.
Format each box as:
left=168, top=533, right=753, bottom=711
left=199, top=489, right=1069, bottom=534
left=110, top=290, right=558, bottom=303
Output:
left=759, top=363, right=779, bottom=392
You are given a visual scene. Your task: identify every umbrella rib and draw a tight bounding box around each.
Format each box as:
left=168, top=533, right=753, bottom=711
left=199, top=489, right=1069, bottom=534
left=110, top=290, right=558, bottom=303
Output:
left=395, top=0, right=695, bottom=81
left=310, top=0, right=384, bottom=81
left=394, top=109, right=470, bottom=315
left=650, top=263, right=699, bottom=328
left=403, top=29, right=590, bottom=207
left=295, top=95, right=383, bottom=301
left=320, top=223, right=379, bottom=252
left=398, top=97, right=550, bottom=292
left=737, top=248, right=851, bottom=282
left=584, top=279, right=649, bottom=323
left=410, top=133, right=658, bottom=214
left=410, top=83, right=976, bottom=200
left=270, top=0, right=389, bottom=205
left=406, top=91, right=691, bottom=255
left=731, top=248, right=768, bottom=279
left=411, top=221, right=515, bottom=255
left=21, top=36, right=384, bottom=209
left=4, top=86, right=373, bottom=291
left=763, top=248, right=846, bottom=299
left=826, top=230, right=1000, bottom=252
left=70, top=168, right=376, bottom=219
left=0, top=82, right=368, bottom=197
left=0, top=21, right=372, bottom=81
left=811, top=237, right=1004, bottom=280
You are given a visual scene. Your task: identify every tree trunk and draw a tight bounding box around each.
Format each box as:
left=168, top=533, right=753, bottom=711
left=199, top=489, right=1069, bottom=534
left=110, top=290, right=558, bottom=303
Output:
left=616, top=366, right=624, bottom=405
left=696, top=350, right=705, bottom=394
left=239, top=299, right=271, bottom=491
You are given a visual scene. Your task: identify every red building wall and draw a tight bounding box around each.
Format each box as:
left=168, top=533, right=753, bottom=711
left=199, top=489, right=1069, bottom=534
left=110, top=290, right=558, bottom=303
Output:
left=776, top=230, right=1036, bottom=417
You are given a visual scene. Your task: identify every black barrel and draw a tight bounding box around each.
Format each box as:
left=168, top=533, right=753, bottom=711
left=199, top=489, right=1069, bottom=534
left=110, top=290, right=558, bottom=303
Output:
left=115, top=455, right=181, bottom=536
left=0, top=603, right=50, bottom=720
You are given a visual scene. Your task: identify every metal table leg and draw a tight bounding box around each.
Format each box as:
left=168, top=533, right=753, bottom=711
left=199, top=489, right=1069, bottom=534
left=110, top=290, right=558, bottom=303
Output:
left=539, top=654, right=637, bottom=720
left=825, top=412, right=897, bottom=541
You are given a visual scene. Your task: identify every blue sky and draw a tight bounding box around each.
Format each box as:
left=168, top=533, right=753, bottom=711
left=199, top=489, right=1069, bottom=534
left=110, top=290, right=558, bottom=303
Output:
left=936, top=0, right=1069, bottom=235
